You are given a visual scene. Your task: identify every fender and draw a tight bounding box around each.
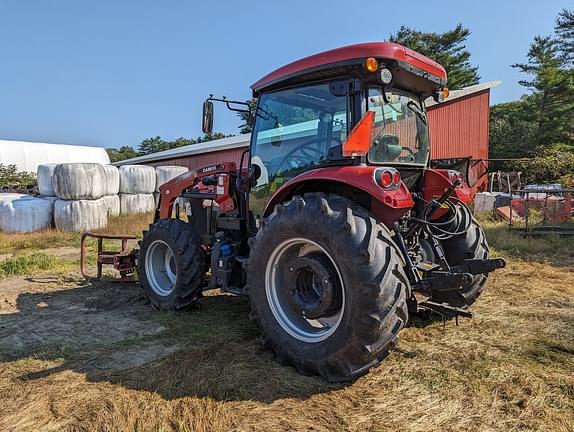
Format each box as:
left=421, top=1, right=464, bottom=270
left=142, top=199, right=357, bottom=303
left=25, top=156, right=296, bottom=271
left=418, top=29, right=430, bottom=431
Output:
left=423, top=169, right=473, bottom=221
left=262, top=165, right=415, bottom=226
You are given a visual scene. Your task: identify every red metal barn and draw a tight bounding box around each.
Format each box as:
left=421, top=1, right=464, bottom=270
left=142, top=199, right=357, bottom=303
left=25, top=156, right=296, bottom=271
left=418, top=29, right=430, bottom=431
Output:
left=116, top=81, right=500, bottom=189
left=427, top=81, right=500, bottom=191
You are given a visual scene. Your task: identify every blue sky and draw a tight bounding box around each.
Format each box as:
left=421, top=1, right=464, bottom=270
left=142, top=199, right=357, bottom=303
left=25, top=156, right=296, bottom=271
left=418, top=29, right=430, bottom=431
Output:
left=0, top=0, right=570, bottom=149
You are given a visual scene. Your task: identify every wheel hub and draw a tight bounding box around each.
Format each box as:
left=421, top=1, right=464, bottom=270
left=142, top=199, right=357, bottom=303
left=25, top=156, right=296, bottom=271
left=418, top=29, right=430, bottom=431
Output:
left=287, top=253, right=341, bottom=319
left=145, top=239, right=177, bottom=296
left=265, top=237, right=346, bottom=343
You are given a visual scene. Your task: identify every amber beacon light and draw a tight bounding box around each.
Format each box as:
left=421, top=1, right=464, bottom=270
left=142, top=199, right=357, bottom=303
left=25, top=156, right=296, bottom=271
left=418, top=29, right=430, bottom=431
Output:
left=365, top=57, right=379, bottom=72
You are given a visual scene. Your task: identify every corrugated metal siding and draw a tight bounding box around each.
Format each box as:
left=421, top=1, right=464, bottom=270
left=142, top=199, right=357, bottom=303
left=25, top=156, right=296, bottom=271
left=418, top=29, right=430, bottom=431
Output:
left=427, top=90, right=490, bottom=160
left=145, top=147, right=247, bottom=171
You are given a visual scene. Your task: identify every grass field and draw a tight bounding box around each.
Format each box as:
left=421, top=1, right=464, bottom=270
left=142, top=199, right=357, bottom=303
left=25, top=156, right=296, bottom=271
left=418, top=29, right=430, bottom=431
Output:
left=0, top=213, right=573, bottom=431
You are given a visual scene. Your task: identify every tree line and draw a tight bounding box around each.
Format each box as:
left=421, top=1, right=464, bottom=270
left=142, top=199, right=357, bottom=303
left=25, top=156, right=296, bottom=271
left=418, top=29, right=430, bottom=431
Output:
left=106, top=132, right=228, bottom=162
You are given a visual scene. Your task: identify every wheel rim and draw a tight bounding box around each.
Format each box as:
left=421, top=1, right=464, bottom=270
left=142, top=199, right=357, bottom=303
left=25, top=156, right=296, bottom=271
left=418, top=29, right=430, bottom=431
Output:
left=145, top=239, right=177, bottom=296
left=265, top=237, right=345, bottom=343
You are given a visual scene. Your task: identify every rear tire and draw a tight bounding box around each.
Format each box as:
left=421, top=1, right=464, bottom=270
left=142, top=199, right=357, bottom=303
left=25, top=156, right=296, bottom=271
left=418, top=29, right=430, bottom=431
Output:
left=139, top=219, right=206, bottom=310
left=247, top=193, right=409, bottom=382
left=433, top=207, right=490, bottom=308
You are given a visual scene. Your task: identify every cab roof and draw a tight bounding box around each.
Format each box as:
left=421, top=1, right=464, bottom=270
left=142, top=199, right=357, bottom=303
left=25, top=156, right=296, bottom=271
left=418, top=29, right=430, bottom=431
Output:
left=251, top=42, right=447, bottom=96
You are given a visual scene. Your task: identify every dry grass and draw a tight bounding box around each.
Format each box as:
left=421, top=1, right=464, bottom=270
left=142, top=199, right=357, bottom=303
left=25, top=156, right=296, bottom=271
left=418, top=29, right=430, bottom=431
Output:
left=477, top=214, right=574, bottom=264
left=0, top=219, right=573, bottom=431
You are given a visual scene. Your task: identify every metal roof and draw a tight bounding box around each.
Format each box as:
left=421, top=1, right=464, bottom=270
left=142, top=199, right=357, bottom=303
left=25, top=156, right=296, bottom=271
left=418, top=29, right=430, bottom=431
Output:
left=115, top=81, right=501, bottom=165
left=425, top=80, right=502, bottom=108
left=113, top=134, right=251, bottom=166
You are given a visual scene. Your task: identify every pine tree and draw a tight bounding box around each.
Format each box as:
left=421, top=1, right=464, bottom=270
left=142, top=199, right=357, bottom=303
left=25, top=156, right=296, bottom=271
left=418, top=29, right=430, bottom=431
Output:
left=138, top=136, right=167, bottom=155
left=237, top=98, right=258, bottom=134
left=512, top=36, right=574, bottom=148
left=555, top=8, right=574, bottom=66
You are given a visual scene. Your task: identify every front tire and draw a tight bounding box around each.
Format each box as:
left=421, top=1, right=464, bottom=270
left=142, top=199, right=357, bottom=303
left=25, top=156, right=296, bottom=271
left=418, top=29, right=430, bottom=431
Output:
left=139, top=219, right=206, bottom=310
left=247, top=193, right=409, bottom=382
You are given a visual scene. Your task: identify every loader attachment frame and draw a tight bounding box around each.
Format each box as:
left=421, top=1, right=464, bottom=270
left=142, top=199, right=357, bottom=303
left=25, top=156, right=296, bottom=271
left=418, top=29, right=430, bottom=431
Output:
left=80, top=232, right=138, bottom=282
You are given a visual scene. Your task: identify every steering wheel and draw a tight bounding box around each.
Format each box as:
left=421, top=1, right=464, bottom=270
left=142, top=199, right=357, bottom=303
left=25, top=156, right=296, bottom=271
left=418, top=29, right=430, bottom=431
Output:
left=276, top=137, right=341, bottom=172
left=372, top=134, right=418, bottom=163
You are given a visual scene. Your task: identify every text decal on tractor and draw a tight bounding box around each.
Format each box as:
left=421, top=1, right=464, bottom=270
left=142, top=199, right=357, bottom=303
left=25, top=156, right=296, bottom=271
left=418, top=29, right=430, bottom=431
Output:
left=92, top=42, right=505, bottom=382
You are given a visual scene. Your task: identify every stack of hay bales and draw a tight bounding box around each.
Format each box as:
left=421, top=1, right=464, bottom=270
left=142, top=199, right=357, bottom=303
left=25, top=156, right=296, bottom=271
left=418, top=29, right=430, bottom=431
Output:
left=154, top=165, right=188, bottom=205
left=119, top=165, right=156, bottom=215
left=0, top=162, right=163, bottom=233
left=52, top=163, right=109, bottom=231
left=0, top=193, right=55, bottom=233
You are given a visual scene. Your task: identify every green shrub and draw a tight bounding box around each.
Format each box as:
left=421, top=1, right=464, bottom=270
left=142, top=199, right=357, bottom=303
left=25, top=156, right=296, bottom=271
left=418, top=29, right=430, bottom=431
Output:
left=0, top=164, right=36, bottom=188
left=507, top=149, right=574, bottom=185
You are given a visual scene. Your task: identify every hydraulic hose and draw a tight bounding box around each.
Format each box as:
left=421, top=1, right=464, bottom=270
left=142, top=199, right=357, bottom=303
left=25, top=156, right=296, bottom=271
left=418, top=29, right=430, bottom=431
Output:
left=411, top=198, right=473, bottom=241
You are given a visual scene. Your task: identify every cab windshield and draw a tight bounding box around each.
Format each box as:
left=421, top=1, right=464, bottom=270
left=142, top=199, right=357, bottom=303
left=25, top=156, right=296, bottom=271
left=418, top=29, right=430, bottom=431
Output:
left=366, top=88, right=429, bottom=165
left=250, top=82, right=348, bottom=213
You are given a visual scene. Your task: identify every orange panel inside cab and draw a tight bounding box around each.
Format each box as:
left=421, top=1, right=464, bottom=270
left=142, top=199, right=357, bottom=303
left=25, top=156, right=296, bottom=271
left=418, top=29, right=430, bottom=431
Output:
left=342, top=111, right=374, bottom=157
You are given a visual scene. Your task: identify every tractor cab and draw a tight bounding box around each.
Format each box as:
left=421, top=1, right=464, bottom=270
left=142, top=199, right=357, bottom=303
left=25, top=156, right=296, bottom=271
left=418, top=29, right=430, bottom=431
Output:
left=244, top=42, right=449, bottom=217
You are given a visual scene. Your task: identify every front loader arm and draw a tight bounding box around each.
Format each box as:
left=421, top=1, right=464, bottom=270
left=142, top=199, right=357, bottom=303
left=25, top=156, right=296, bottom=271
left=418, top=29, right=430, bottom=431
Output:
left=156, top=162, right=238, bottom=221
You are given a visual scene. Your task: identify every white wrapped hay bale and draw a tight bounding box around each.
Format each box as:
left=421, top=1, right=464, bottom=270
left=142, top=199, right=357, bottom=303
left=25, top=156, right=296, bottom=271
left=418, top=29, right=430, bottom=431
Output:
left=154, top=192, right=160, bottom=206
left=120, top=193, right=155, bottom=215
left=37, top=163, right=57, bottom=196
left=155, top=165, right=188, bottom=192
left=0, top=195, right=54, bottom=233
left=53, top=163, right=106, bottom=200
left=54, top=198, right=108, bottom=232
left=0, top=193, right=27, bottom=202
left=103, top=165, right=120, bottom=196
left=102, top=194, right=120, bottom=217
left=38, top=196, right=58, bottom=225
left=119, top=165, right=156, bottom=194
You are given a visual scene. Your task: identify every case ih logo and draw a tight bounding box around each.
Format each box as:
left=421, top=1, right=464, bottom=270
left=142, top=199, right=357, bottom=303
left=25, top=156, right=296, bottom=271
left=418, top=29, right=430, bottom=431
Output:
left=201, top=164, right=224, bottom=174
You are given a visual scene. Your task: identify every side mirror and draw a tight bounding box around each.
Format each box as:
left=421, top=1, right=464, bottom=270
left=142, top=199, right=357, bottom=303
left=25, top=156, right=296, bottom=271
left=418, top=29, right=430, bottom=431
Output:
left=202, top=100, right=214, bottom=134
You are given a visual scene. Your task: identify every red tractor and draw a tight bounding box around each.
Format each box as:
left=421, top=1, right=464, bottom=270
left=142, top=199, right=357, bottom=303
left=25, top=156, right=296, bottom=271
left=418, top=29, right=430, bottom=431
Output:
left=124, top=43, right=505, bottom=382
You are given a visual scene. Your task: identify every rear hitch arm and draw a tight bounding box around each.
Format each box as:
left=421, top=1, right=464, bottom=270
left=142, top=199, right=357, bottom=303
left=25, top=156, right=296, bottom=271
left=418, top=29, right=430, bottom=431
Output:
left=416, top=257, right=506, bottom=294
left=450, top=258, right=506, bottom=275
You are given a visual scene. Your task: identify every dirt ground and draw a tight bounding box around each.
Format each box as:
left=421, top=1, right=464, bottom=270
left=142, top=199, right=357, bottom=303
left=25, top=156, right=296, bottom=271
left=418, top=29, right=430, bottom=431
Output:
left=0, top=240, right=573, bottom=431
